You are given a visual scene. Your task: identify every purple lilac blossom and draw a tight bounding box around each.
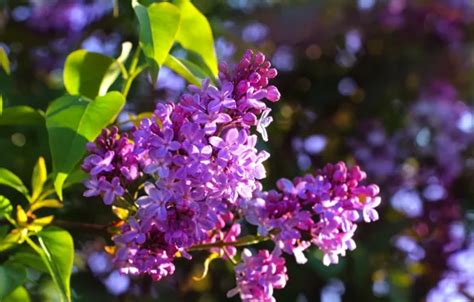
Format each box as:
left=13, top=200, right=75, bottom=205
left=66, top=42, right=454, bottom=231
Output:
left=227, top=249, right=288, bottom=302
left=82, top=51, right=382, bottom=301
left=101, top=50, right=280, bottom=281
left=244, top=162, right=381, bottom=266
left=82, top=127, right=140, bottom=205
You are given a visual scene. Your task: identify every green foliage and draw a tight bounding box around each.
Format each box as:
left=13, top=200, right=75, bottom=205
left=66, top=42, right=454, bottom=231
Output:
left=45, top=92, right=125, bottom=199
left=0, top=196, right=12, bottom=219
left=63, top=50, right=122, bottom=99
left=133, top=0, right=181, bottom=81
left=31, top=157, right=47, bottom=202
left=164, top=55, right=207, bottom=86
left=0, top=263, right=27, bottom=299
left=3, top=286, right=30, bottom=302
left=173, top=0, right=218, bottom=77
left=0, top=168, right=29, bottom=197
left=8, top=250, right=48, bottom=273
left=0, top=106, right=44, bottom=126
left=36, top=227, right=74, bottom=302
left=0, top=47, right=10, bottom=75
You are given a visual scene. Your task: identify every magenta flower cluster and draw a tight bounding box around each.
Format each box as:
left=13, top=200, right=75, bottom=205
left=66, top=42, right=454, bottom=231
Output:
left=82, top=50, right=381, bottom=301
left=245, top=162, right=381, bottom=266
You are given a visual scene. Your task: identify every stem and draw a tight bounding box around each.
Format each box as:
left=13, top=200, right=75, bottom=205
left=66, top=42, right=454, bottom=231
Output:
left=121, top=64, right=147, bottom=99
left=188, top=235, right=270, bottom=252
left=52, top=219, right=109, bottom=232
left=25, top=236, right=67, bottom=302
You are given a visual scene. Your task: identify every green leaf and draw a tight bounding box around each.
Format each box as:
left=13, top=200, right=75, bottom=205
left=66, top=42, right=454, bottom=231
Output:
left=31, top=157, right=47, bottom=202
left=173, top=0, right=217, bottom=76
left=3, top=286, right=30, bottom=302
left=0, top=263, right=27, bottom=299
left=0, top=94, right=3, bottom=116
left=37, top=227, right=74, bottom=302
left=63, top=50, right=122, bottom=99
left=30, top=199, right=62, bottom=212
left=0, top=106, right=45, bottom=126
left=0, top=196, right=12, bottom=219
left=133, top=0, right=181, bottom=80
left=9, top=250, right=48, bottom=273
left=0, top=47, right=10, bottom=75
left=0, top=232, right=21, bottom=252
left=164, top=55, right=207, bottom=86
left=46, top=92, right=125, bottom=199
left=0, top=168, right=29, bottom=196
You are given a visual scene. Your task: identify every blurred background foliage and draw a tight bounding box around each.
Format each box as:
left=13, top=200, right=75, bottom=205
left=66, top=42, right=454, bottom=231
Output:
left=1, top=0, right=474, bottom=301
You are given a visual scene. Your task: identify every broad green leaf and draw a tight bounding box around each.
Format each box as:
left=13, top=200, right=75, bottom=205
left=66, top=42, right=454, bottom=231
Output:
left=31, top=157, right=47, bottom=202
left=0, top=168, right=29, bottom=196
left=63, top=50, right=121, bottom=99
left=164, top=55, right=207, bottom=86
left=0, top=94, right=3, bottom=116
left=0, top=47, right=10, bottom=75
left=0, top=195, right=12, bottom=219
left=133, top=0, right=181, bottom=80
left=37, top=227, right=74, bottom=302
left=0, top=106, right=44, bottom=126
left=0, top=263, right=27, bottom=299
left=173, top=0, right=217, bottom=76
left=9, top=250, right=48, bottom=273
left=46, top=92, right=125, bottom=199
left=3, top=286, right=30, bottom=302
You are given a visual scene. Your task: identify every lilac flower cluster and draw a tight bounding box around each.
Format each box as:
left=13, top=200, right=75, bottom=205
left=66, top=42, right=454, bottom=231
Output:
left=245, top=162, right=381, bottom=266
left=82, top=50, right=381, bottom=301
left=227, top=249, right=288, bottom=302
left=82, top=127, right=140, bottom=205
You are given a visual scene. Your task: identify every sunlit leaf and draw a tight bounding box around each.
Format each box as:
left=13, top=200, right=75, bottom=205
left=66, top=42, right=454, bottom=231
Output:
left=37, top=227, right=74, bottom=302
left=0, top=106, right=44, bottom=126
left=30, top=199, right=63, bottom=212
left=31, top=157, right=47, bottom=202
left=0, top=168, right=29, bottom=197
left=0, top=232, right=21, bottom=252
left=164, top=55, right=206, bottom=86
left=8, top=249, right=48, bottom=273
left=0, top=196, right=12, bottom=219
left=0, top=47, right=10, bottom=75
left=15, top=206, right=27, bottom=226
left=63, top=50, right=122, bottom=99
left=133, top=0, right=181, bottom=81
left=46, top=92, right=125, bottom=199
left=173, top=0, right=217, bottom=76
left=0, top=263, right=27, bottom=299
left=3, top=286, right=30, bottom=302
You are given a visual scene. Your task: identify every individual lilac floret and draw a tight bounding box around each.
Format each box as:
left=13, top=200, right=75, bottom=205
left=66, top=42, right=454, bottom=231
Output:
left=227, top=249, right=288, bottom=302
left=82, top=127, right=140, bottom=204
left=245, top=162, right=381, bottom=266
